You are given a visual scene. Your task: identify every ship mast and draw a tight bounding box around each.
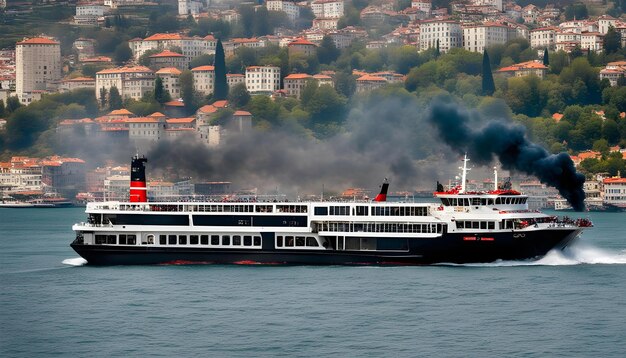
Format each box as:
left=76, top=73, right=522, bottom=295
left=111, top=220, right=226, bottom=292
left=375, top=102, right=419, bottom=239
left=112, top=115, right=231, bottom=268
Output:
left=460, top=154, right=470, bottom=193
left=493, top=166, right=498, bottom=191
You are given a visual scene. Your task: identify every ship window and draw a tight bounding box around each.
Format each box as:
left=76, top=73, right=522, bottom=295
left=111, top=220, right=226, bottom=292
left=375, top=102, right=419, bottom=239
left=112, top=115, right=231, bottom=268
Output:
left=201, top=235, right=209, bottom=245
left=119, top=234, right=127, bottom=245
left=146, top=235, right=154, bottom=244
left=127, top=235, right=136, bottom=245
left=441, top=198, right=449, bottom=206
left=337, top=237, right=344, bottom=250
left=480, top=222, right=487, bottom=229
left=160, top=235, right=166, bottom=245
left=488, top=199, right=495, bottom=205
left=285, top=236, right=294, bottom=246
left=306, top=237, right=318, bottom=247
left=314, top=207, right=328, bottom=215
left=356, top=206, right=367, bottom=216
left=296, top=236, right=305, bottom=246
left=276, top=236, right=283, bottom=247
left=210, top=235, right=219, bottom=245
left=107, top=235, right=116, bottom=244
left=345, top=237, right=360, bottom=250
left=472, top=222, right=479, bottom=229
left=190, top=235, right=199, bottom=245
left=488, top=222, right=495, bottom=230
left=472, top=198, right=481, bottom=205
left=243, top=236, right=252, bottom=246
left=233, top=235, right=242, bottom=245
left=95, top=235, right=106, bottom=244
left=256, top=205, right=273, bottom=213
left=496, top=198, right=502, bottom=204
left=169, top=235, right=177, bottom=245
left=179, top=235, right=187, bottom=245
left=254, top=236, right=261, bottom=246
left=457, top=221, right=464, bottom=229
left=222, top=235, right=231, bottom=245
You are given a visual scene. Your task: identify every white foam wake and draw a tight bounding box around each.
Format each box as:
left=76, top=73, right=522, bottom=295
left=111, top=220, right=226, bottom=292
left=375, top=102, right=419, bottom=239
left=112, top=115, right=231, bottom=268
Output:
left=62, top=257, right=87, bottom=266
left=449, top=244, right=626, bottom=267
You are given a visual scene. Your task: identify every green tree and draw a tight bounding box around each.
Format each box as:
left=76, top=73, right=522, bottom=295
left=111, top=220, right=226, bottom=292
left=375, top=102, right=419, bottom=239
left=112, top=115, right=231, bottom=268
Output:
left=99, top=87, right=108, bottom=108
left=189, top=54, right=215, bottom=69
left=108, top=86, right=123, bottom=111
left=214, top=39, right=228, bottom=100
left=543, top=48, right=549, bottom=66
left=604, top=26, right=622, bottom=54
left=619, top=75, right=626, bottom=86
left=482, top=50, right=495, bottom=96
left=0, top=99, right=5, bottom=118
left=6, top=96, right=21, bottom=113
left=227, top=83, right=250, bottom=108
left=564, top=3, right=588, bottom=20
left=113, top=41, right=133, bottom=65
left=154, top=76, right=171, bottom=104
left=317, top=35, right=340, bottom=65
left=335, top=71, right=357, bottom=97
left=180, top=70, right=197, bottom=115
left=139, top=49, right=160, bottom=67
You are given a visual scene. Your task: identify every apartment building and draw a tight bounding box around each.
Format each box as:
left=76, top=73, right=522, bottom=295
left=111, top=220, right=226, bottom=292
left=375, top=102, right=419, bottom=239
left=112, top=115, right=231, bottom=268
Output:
left=95, top=66, right=155, bottom=101
left=419, top=20, right=462, bottom=53
left=15, top=37, right=62, bottom=103
left=462, top=23, right=509, bottom=53
left=155, top=67, right=182, bottom=98
left=311, top=0, right=344, bottom=18
left=266, top=0, right=301, bottom=23
left=129, top=33, right=216, bottom=60
left=191, top=65, right=215, bottom=96
left=245, top=66, right=281, bottom=94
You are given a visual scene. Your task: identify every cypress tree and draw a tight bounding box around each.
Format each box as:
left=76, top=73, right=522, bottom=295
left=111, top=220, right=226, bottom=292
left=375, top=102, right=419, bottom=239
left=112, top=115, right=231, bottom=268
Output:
left=482, top=49, right=495, bottom=96
left=99, top=87, right=108, bottom=108
left=435, top=39, right=440, bottom=58
left=213, top=39, right=228, bottom=100
left=154, top=76, right=170, bottom=104
left=108, top=86, right=123, bottom=111
left=543, top=48, right=549, bottom=66
left=0, top=99, right=5, bottom=118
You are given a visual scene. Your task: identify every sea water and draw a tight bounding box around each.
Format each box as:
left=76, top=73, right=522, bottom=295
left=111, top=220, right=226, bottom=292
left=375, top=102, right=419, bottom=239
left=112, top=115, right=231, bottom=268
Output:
left=1, top=208, right=625, bottom=357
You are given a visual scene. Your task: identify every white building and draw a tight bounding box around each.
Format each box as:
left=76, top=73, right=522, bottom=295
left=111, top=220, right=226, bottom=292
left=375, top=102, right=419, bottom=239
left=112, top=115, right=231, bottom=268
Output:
left=603, top=177, right=626, bottom=209
left=245, top=66, right=281, bottom=94
left=129, top=33, right=216, bottom=60
left=95, top=66, right=155, bottom=101
left=155, top=67, right=182, bottom=98
left=311, top=0, right=344, bottom=19
left=266, top=0, right=301, bottom=23
left=104, top=0, right=144, bottom=9
left=580, top=32, right=603, bottom=52
left=74, top=4, right=108, bottom=25
left=178, top=0, right=202, bottom=16
left=191, top=65, right=215, bottom=96
left=530, top=27, right=557, bottom=49
left=128, top=117, right=166, bottom=144
left=411, top=0, right=431, bottom=13
left=598, top=15, right=618, bottom=35
left=15, top=37, right=62, bottom=104
left=419, top=20, right=462, bottom=53
left=462, top=23, right=509, bottom=53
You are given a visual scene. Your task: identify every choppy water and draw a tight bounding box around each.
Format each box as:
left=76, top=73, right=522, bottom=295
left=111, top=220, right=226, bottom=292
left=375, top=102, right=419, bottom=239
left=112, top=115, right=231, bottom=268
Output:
left=1, top=208, right=626, bottom=357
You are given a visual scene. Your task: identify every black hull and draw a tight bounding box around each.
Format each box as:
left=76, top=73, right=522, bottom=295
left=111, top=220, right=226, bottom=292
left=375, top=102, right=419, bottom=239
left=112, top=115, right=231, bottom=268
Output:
left=71, top=228, right=582, bottom=266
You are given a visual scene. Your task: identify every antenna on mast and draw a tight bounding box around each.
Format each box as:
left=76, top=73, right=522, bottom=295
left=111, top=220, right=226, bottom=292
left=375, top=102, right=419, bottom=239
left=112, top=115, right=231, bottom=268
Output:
left=493, top=166, right=498, bottom=191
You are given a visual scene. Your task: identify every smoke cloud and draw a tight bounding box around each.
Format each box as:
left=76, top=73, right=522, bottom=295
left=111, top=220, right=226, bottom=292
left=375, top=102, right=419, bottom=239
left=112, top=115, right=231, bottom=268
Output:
left=428, top=97, right=586, bottom=211
left=147, top=96, right=455, bottom=196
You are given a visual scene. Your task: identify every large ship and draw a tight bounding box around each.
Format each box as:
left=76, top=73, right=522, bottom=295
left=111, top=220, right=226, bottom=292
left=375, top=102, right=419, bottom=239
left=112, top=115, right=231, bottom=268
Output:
left=70, top=155, right=591, bottom=265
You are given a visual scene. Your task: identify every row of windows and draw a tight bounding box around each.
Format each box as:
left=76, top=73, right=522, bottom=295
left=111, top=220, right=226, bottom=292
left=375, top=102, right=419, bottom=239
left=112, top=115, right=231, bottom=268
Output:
left=456, top=221, right=496, bottom=230
left=315, top=206, right=429, bottom=216
left=159, top=234, right=261, bottom=247
left=95, top=234, right=137, bottom=245
left=440, top=197, right=527, bottom=206
left=317, top=222, right=444, bottom=234
left=276, top=236, right=320, bottom=248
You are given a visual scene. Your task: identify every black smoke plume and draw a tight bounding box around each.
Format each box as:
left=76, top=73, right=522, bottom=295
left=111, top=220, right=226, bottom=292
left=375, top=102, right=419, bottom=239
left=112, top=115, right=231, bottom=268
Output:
left=146, top=96, right=454, bottom=196
left=428, top=97, right=586, bottom=211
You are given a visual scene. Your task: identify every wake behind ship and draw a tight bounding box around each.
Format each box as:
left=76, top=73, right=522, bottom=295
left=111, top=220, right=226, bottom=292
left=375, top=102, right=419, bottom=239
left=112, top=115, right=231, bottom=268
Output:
left=70, top=155, right=590, bottom=265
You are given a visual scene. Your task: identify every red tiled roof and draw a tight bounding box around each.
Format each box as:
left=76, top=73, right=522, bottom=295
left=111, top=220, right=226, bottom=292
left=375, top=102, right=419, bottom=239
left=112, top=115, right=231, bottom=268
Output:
left=198, top=105, right=217, bottom=114
left=285, top=73, right=312, bottom=80
left=164, top=100, right=184, bottom=107
left=603, top=177, right=626, bottom=184
left=288, top=38, right=316, bottom=46
left=192, top=65, right=215, bottom=71
left=17, top=37, right=59, bottom=45
left=156, top=67, right=182, bottom=75
left=166, top=117, right=195, bottom=123
left=213, top=100, right=228, bottom=108
left=149, top=112, right=166, bottom=117
left=234, top=110, right=252, bottom=116
left=97, top=66, right=152, bottom=74
left=128, top=117, right=159, bottom=123
left=357, top=74, right=386, bottom=82
left=150, top=50, right=184, bottom=58
left=109, top=109, right=134, bottom=116
left=144, top=33, right=188, bottom=41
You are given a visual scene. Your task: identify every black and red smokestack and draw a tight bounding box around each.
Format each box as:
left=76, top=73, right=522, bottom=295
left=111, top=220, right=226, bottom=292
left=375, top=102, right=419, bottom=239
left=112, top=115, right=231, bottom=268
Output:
left=374, top=179, right=389, bottom=202
left=130, top=155, right=148, bottom=202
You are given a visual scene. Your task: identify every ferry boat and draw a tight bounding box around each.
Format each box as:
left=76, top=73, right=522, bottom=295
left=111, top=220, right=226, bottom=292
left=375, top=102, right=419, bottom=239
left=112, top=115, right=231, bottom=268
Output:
left=70, top=155, right=591, bottom=265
